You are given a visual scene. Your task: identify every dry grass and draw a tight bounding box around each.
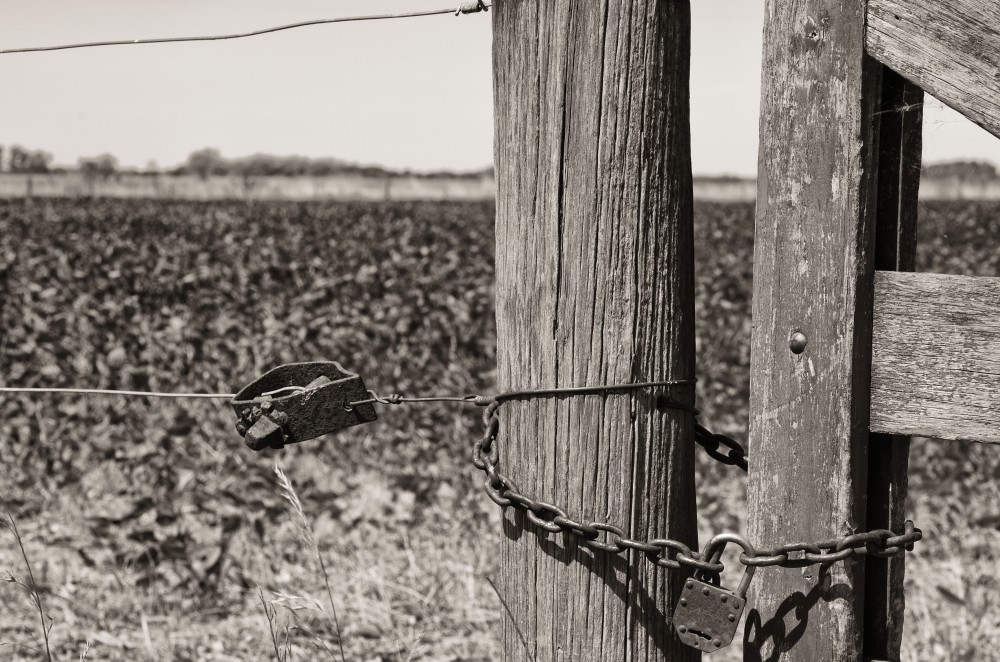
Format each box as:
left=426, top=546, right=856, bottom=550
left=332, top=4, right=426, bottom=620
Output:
left=0, top=473, right=503, bottom=660
left=268, top=464, right=346, bottom=662
left=1, top=500, right=54, bottom=661
left=2, top=440, right=999, bottom=660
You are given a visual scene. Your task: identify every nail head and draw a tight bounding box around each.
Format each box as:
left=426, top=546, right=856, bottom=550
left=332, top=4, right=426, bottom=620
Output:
left=790, top=331, right=808, bottom=354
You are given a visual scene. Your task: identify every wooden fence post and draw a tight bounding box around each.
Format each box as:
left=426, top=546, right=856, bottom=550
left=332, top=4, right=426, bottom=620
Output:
left=492, top=1, right=698, bottom=660
left=864, top=69, right=922, bottom=662
left=747, top=0, right=879, bottom=658
left=747, top=1, right=922, bottom=660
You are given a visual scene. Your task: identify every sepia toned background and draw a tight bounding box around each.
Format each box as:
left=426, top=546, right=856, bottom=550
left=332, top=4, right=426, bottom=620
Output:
left=1, top=2, right=998, bottom=661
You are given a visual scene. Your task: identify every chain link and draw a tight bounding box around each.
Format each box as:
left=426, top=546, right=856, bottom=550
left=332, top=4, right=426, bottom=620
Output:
left=694, top=422, right=748, bottom=472
left=473, top=399, right=921, bottom=576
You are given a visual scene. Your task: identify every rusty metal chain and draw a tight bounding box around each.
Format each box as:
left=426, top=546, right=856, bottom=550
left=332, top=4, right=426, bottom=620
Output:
left=738, top=523, right=922, bottom=567
left=694, top=422, right=748, bottom=472
left=472, top=398, right=921, bottom=576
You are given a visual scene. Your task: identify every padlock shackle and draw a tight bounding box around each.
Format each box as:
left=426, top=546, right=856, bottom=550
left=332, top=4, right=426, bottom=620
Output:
left=703, top=532, right=757, bottom=562
left=698, top=532, right=757, bottom=597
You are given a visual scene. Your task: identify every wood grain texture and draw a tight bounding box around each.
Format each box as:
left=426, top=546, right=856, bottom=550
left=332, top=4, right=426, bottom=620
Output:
left=746, top=0, right=882, bottom=659
left=492, top=1, right=697, bottom=660
left=871, top=271, right=1000, bottom=445
left=865, top=69, right=922, bottom=662
left=866, top=0, right=1000, bottom=139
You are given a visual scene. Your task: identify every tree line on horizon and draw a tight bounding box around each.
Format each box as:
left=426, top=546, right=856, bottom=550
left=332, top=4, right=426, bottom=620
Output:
left=0, top=144, right=996, bottom=183
left=0, top=146, right=495, bottom=180
left=0, top=145, right=493, bottom=180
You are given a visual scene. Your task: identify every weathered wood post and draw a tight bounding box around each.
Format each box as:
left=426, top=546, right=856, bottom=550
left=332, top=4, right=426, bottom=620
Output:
left=747, top=0, right=922, bottom=659
left=864, top=69, right=922, bottom=661
left=492, top=1, right=698, bottom=660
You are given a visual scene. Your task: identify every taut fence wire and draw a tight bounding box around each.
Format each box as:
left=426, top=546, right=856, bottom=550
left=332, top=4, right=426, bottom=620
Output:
left=0, top=1, right=490, bottom=55
left=0, top=386, right=236, bottom=399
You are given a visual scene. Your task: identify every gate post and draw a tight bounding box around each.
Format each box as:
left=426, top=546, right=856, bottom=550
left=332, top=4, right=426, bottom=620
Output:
left=491, top=1, right=698, bottom=660
left=747, top=1, right=921, bottom=660
left=864, top=68, right=922, bottom=662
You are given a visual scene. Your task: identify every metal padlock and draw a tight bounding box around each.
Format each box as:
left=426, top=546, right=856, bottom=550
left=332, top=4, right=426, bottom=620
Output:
left=673, top=533, right=756, bottom=653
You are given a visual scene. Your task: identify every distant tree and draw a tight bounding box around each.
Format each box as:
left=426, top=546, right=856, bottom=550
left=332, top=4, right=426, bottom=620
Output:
left=284, top=156, right=310, bottom=177
left=923, top=160, right=999, bottom=182
left=78, top=154, right=118, bottom=182
left=168, top=147, right=491, bottom=181
left=185, top=148, right=228, bottom=179
left=233, top=154, right=326, bottom=177
left=233, top=154, right=280, bottom=177
left=9, top=145, right=53, bottom=174
left=308, top=158, right=349, bottom=177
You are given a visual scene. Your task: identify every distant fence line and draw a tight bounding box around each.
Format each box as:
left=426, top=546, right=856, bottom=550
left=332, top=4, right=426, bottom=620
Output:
left=0, top=173, right=996, bottom=201
left=0, top=172, right=495, bottom=202
left=691, top=178, right=1000, bottom=201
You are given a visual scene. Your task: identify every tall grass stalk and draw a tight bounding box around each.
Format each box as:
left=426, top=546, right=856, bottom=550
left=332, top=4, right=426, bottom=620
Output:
left=1, top=499, right=54, bottom=662
left=274, top=465, right=347, bottom=662
left=259, top=588, right=293, bottom=662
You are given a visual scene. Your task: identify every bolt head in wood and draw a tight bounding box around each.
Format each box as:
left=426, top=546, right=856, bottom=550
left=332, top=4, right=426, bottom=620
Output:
left=789, top=331, right=808, bottom=354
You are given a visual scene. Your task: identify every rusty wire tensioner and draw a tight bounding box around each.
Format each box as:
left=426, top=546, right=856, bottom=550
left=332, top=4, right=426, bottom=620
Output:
left=456, top=0, right=489, bottom=15
left=231, top=361, right=378, bottom=451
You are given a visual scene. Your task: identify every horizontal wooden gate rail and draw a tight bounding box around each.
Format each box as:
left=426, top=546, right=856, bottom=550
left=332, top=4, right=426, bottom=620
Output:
left=871, top=271, right=1000, bottom=444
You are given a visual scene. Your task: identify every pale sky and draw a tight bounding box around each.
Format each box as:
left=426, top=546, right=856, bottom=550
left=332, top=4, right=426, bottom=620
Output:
left=1, top=0, right=998, bottom=175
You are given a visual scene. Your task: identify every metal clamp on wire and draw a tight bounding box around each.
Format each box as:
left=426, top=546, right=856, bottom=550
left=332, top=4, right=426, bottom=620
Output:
left=456, top=0, right=489, bottom=15
left=231, top=361, right=377, bottom=451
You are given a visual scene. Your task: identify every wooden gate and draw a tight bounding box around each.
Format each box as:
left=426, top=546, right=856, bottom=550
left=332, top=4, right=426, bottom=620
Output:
left=749, top=0, right=999, bottom=660
left=491, top=0, right=1000, bottom=660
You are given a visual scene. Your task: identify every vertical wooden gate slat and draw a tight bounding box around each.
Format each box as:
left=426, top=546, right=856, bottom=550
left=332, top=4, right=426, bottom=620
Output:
left=746, top=0, right=883, bottom=659
left=492, top=1, right=698, bottom=659
left=864, top=69, right=922, bottom=662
